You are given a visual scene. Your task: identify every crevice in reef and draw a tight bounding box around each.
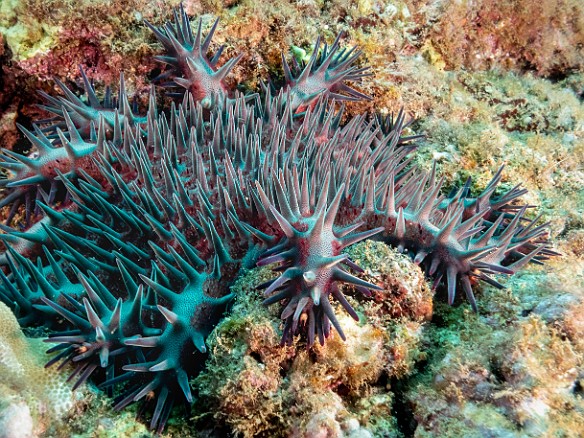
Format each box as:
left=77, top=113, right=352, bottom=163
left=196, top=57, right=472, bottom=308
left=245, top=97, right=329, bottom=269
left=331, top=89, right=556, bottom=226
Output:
left=391, top=376, right=417, bottom=437
left=489, top=357, right=507, bottom=385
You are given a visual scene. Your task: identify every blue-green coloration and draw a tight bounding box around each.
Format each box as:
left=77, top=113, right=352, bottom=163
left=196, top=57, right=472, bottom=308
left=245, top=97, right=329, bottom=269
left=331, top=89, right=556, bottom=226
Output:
left=0, top=3, right=555, bottom=433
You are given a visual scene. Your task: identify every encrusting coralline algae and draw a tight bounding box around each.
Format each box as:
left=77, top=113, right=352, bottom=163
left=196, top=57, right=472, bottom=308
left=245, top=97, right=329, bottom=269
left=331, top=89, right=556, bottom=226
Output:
left=0, top=1, right=582, bottom=437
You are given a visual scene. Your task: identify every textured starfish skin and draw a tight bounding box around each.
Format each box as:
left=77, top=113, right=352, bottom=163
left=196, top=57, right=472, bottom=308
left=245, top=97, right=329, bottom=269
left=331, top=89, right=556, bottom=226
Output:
left=0, top=4, right=556, bottom=433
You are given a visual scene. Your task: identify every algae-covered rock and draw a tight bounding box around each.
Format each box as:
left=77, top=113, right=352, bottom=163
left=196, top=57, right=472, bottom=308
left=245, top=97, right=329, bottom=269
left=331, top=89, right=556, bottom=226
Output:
left=50, top=392, right=153, bottom=438
left=409, top=0, right=584, bottom=77
left=0, top=0, right=581, bottom=436
left=406, top=262, right=584, bottom=438
left=193, top=241, right=431, bottom=437
left=0, top=0, right=60, bottom=62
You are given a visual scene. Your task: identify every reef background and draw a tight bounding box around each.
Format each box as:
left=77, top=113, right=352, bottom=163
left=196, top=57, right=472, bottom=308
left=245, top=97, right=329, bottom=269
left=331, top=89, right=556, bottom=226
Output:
left=0, top=0, right=583, bottom=437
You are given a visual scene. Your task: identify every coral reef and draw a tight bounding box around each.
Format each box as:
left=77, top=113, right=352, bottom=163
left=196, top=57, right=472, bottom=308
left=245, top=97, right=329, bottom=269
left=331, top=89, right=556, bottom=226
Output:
left=0, top=0, right=581, bottom=436
left=407, top=0, right=584, bottom=77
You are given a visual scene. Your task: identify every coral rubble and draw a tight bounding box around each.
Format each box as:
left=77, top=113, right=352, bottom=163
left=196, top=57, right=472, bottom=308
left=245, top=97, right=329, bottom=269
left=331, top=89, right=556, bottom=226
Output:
left=0, top=1, right=579, bottom=436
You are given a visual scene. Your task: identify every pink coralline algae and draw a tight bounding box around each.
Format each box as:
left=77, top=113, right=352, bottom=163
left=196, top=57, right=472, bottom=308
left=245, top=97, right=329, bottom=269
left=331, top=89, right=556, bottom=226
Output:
left=0, top=3, right=555, bottom=433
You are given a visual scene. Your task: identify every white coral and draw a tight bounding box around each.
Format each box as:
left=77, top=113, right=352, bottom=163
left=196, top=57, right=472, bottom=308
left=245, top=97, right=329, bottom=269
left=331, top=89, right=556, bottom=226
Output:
left=0, top=302, right=74, bottom=433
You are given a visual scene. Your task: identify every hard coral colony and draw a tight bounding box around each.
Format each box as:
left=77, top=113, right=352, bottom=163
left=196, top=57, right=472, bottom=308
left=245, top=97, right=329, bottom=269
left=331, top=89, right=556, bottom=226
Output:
left=0, top=4, right=554, bottom=433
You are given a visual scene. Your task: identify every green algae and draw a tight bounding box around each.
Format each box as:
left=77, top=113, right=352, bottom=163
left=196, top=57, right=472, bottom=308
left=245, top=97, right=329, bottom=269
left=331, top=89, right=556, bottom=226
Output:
left=0, top=0, right=581, bottom=436
left=403, top=66, right=584, bottom=237
left=406, top=267, right=584, bottom=437
left=0, top=0, right=60, bottom=61
left=57, top=395, right=152, bottom=438
left=188, top=242, right=431, bottom=437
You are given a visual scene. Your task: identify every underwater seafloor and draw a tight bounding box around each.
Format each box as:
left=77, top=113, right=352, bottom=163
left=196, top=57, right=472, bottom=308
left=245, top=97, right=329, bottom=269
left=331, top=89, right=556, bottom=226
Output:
left=0, top=0, right=583, bottom=437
